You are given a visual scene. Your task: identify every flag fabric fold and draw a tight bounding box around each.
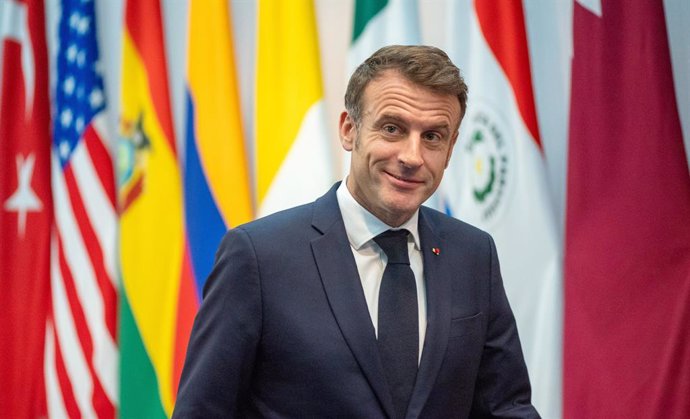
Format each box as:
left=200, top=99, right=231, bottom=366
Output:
left=440, top=1, right=562, bottom=417
left=256, top=0, right=333, bottom=216
left=565, top=1, right=690, bottom=417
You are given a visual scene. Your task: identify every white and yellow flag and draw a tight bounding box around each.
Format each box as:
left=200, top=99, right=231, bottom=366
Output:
left=256, top=0, right=333, bottom=216
left=439, top=1, right=563, bottom=418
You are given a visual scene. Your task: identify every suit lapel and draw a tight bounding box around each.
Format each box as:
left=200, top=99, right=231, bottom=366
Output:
left=406, top=209, right=453, bottom=418
left=311, top=185, right=396, bottom=418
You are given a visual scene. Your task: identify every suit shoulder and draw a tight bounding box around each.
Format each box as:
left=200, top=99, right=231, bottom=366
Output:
left=226, top=202, right=316, bottom=240
left=421, top=206, right=493, bottom=243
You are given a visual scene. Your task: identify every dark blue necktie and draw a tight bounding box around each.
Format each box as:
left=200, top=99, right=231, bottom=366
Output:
left=374, top=229, right=419, bottom=419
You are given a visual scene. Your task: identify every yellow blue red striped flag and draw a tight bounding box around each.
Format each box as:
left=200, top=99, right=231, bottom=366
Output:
left=184, top=0, right=253, bottom=296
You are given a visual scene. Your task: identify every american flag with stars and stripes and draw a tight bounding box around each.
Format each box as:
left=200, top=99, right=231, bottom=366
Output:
left=45, top=0, right=118, bottom=417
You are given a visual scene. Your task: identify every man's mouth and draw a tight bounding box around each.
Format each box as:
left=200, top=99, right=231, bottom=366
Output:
left=385, top=171, right=422, bottom=186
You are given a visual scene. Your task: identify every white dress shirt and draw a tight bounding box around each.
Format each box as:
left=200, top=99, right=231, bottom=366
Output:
left=336, top=180, right=427, bottom=360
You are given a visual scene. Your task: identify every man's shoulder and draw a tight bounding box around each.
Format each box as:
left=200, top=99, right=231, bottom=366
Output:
left=236, top=201, right=316, bottom=236
left=420, top=205, right=492, bottom=243
left=233, top=183, right=341, bottom=238
left=213, top=202, right=319, bottom=259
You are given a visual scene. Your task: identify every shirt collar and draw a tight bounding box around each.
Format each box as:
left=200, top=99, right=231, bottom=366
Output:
left=336, top=179, right=420, bottom=251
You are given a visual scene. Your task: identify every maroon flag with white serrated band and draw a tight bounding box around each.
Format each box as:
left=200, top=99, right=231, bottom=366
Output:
left=565, top=1, right=690, bottom=417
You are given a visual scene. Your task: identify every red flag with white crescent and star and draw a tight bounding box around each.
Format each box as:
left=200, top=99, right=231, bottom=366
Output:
left=0, top=0, right=52, bottom=417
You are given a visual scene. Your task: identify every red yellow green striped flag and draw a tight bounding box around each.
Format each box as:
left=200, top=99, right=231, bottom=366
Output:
left=117, top=1, right=193, bottom=417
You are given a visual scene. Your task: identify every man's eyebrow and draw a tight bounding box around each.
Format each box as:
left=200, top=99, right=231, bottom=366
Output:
left=420, top=121, right=453, bottom=134
left=428, top=122, right=452, bottom=131
left=374, top=113, right=453, bottom=133
left=375, top=113, right=407, bottom=124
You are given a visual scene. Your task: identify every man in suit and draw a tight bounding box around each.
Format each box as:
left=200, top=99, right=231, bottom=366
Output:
left=172, top=45, right=540, bottom=419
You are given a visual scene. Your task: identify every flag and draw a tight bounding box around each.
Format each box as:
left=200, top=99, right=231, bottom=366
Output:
left=177, top=0, right=253, bottom=404
left=117, top=1, right=191, bottom=417
left=348, top=0, right=420, bottom=75
left=0, top=0, right=52, bottom=417
left=185, top=0, right=253, bottom=296
left=439, top=1, right=562, bottom=417
left=565, top=1, right=690, bottom=417
left=343, top=0, right=421, bottom=175
left=44, top=0, right=118, bottom=417
left=256, top=0, right=333, bottom=216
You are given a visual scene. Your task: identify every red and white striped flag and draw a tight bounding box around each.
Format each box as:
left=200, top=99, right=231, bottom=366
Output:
left=44, top=1, right=118, bottom=417
left=565, top=1, right=690, bottom=417
left=440, top=1, right=562, bottom=417
left=0, top=0, right=52, bottom=417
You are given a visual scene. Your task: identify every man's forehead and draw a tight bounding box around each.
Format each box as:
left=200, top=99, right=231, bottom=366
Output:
left=359, top=72, right=461, bottom=126
left=361, top=70, right=460, bottom=112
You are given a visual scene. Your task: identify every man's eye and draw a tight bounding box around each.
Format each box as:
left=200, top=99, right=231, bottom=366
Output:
left=424, top=132, right=441, bottom=142
left=383, top=125, right=398, bottom=134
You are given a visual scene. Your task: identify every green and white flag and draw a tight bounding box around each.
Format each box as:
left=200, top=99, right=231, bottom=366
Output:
left=348, top=0, right=420, bottom=75
left=343, top=0, right=420, bottom=175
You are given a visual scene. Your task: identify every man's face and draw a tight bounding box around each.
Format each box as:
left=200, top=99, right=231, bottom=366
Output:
left=339, top=70, right=461, bottom=227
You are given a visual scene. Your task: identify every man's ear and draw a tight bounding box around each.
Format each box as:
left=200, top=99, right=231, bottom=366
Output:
left=339, top=111, right=356, bottom=152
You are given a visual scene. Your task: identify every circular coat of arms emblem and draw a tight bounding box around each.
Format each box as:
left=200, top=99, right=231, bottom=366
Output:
left=457, top=101, right=515, bottom=226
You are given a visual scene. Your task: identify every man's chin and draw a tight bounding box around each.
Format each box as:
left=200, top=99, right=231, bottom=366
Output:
left=381, top=198, right=422, bottom=219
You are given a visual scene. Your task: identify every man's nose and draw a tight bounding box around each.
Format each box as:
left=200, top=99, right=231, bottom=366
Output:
left=398, top=136, right=424, bottom=168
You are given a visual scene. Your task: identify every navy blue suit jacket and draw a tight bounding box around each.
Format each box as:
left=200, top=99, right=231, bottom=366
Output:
left=172, top=183, right=539, bottom=418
